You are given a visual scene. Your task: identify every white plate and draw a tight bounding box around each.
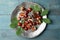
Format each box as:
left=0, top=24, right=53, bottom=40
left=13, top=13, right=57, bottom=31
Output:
left=11, top=2, right=47, bottom=38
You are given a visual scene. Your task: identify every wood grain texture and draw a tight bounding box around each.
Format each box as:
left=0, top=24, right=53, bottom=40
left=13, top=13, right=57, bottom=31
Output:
left=0, top=0, right=60, bottom=40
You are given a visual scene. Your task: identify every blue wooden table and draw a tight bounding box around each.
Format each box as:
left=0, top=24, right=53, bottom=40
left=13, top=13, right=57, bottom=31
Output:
left=0, top=0, right=60, bottom=40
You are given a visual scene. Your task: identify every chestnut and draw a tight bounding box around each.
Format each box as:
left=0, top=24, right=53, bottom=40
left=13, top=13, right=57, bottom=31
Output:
left=24, top=15, right=28, bottom=18
left=28, top=16, right=31, bottom=19
left=24, top=27, right=28, bottom=31
left=22, top=24, right=25, bottom=28
left=35, top=15, right=42, bottom=20
left=29, top=23, right=33, bottom=26
left=27, top=8, right=32, bottom=12
left=35, top=20, right=41, bottom=25
left=33, top=22, right=37, bottom=25
left=24, top=21, right=28, bottom=26
left=18, top=22, right=22, bottom=26
left=28, top=19, right=33, bottom=22
left=20, top=13, right=25, bottom=16
left=31, top=26, right=36, bottom=31
left=26, top=24, right=31, bottom=29
left=26, top=10, right=30, bottom=14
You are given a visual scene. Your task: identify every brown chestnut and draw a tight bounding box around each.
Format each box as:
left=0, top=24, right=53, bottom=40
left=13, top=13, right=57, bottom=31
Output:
left=18, top=22, right=22, bottom=26
left=24, top=27, right=28, bottom=31
left=27, top=8, right=32, bottom=12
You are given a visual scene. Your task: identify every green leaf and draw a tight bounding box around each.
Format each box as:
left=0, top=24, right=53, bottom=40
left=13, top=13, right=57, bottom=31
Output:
left=10, top=17, right=18, bottom=29
left=30, top=5, right=34, bottom=9
left=43, top=18, right=51, bottom=24
left=12, top=17, right=17, bottom=22
left=11, top=17, right=18, bottom=23
left=10, top=16, right=24, bottom=35
left=41, top=9, right=49, bottom=16
left=30, top=5, right=42, bottom=12
left=10, top=23, right=17, bottom=28
left=16, top=28, right=21, bottom=35
left=16, top=26, right=24, bottom=35
left=34, top=5, right=42, bottom=12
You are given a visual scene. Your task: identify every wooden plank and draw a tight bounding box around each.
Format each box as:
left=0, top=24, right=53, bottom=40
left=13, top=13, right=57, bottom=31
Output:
left=0, top=0, right=18, bottom=14
left=0, top=0, right=60, bottom=40
left=18, top=0, right=60, bottom=9
left=0, top=29, right=60, bottom=40
left=47, top=15, right=60, bottom=29
left=0, top=0, right=60, bottom=15
left=0, top=15, right=11, bottom=29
